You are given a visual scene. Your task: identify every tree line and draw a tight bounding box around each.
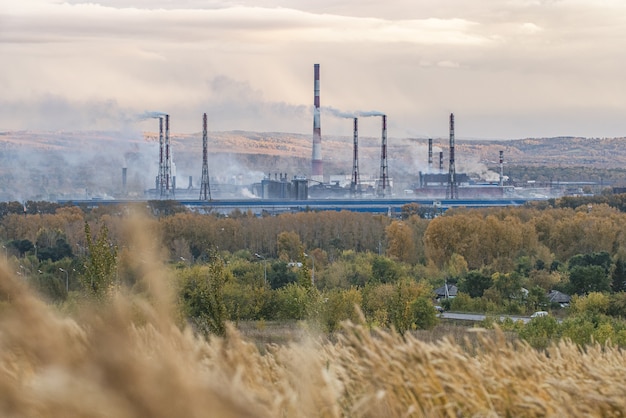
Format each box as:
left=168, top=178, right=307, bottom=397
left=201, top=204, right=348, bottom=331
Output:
left=5, top=198, right=626, bottom=342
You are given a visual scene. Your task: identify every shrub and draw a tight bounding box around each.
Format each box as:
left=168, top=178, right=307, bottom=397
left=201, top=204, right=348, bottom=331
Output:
left=519, top=316, right=559, bottom=350
left=318, top=287, right=363, bottom=332
left=274, top=283, right=312, bottom=321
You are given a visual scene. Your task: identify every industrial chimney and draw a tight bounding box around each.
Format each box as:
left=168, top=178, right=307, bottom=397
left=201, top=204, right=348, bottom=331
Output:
left=158, top=117, right=164, bottom=196
left=447, top=113, right=457, bottom=199
left=351, top=117, right=360, bottom=196
left=428, top=138, right=433, bottom=171
left=377, top=115, right=389, bottom=197
left=439, top=151, right=444, bottom=173
left=311, top=64, right=323, bottom=181
left=164, top=114, right=173, bottom=198
left=499, top=150, right=504, bottom=187
left=200, top=113, right=211, bottom=200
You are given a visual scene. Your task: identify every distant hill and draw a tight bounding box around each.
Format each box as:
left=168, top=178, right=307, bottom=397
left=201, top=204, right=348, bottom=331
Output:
left=0, top=130, right=624, bottom=201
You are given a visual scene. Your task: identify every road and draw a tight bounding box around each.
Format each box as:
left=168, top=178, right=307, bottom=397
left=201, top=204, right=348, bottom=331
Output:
left=441, top=312, right=531, bottom=324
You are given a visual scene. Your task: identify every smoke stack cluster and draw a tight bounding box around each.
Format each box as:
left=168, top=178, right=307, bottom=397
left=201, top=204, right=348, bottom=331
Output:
left=311, top=64, right=323, bottom=180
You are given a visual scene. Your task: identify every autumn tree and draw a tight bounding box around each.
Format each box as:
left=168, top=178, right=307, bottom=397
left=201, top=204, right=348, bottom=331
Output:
left=385, top=220, right=416, bottom=264
left=389, top=279, right=436, bottom=334
left=277, top=231, right=303, bottom=262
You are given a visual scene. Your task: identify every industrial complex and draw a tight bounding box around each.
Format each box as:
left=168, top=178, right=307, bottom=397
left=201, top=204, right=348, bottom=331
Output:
left=138, top=64, right=522, bottom=210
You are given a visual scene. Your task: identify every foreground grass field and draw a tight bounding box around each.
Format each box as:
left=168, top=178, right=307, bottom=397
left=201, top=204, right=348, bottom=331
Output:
left=2, top=261, right=626, bottom=418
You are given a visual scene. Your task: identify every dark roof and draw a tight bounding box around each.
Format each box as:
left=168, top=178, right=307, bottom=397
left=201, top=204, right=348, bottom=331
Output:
left=434, top=284, right=458, bottom=298
left=548, top=290, right=571, bottom=303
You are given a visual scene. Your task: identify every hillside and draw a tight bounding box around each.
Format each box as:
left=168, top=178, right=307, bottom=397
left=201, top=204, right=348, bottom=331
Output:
left=0, top=130, right=625, bottom=201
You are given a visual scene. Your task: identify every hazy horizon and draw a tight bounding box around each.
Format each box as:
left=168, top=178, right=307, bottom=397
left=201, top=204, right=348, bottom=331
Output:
left=2, top=1, right=625, bottom=140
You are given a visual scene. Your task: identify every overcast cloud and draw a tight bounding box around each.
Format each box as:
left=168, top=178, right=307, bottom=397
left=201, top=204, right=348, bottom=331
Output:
left=1, top=0, right=625, bottom=139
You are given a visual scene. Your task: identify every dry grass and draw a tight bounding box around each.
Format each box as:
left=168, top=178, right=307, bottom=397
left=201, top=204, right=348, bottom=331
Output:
left=2, top=216, right=626, bottom=417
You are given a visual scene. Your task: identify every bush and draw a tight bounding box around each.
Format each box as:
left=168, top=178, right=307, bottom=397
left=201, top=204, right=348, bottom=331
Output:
left=519, top=316, right=560, bottom=350
left=570, top=292, right=610, bottom=316
left=222, top=282, right=270, bottom=321
left=389, top=279, right=434, bottom=334
left=177, top=263, right=228, bottom=337
left=318, top=287, right=363, bottom=332
left=361, top=283, right=394, bottom=327
left=274, top=283, right=312, bottom=321
left=410, top=296, right=438, bottom=330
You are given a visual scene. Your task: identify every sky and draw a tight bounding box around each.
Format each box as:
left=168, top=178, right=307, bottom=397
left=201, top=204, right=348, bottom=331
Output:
left=1, top=0, right=626, bottom=140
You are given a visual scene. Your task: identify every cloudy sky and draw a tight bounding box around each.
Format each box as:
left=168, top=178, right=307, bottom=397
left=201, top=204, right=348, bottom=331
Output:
left=1, top=0, right=625, bottom=139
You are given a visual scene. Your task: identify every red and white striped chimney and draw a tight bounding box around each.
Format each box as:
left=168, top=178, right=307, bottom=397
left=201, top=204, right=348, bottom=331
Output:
left=312, top=64, right=323, bottom=179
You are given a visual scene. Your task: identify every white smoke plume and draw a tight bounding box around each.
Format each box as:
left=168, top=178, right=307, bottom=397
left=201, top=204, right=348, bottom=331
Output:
left=356, top=110, right=385, bottom=117
left=137, top=111, right=168, bottom=120
left=322, top=106, right=355, bottom=119
left=322, top=107, right=386, bottom=119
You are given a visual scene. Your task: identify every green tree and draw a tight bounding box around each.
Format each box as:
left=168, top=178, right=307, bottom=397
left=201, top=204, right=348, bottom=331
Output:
left=607, top=292, right=626, bottom=318
left=274, top=283, right=312, bottom=320
left=611, top=258, right=626, bottom=293
left=81, top=222, right=117, bottom=298
left=389, top=279, right=434, bottom=334
left=568, top=265, right=610, bottom=295
left=519, top=315, right=559, bottom=350
left=410, top=296, right=438, bottom=330
left=526, top=285, right=549, bottom=312
left=371, top=256, right=401, bottom=284
left=319, top=287, right=363, bottom=332
left=491, top=272, right=524, bottom=302
left=178, top=261, right=229, bottom=337
left=268, top=261, right=298, bottom=289
left=568, top=251, right=612, bottom=272
left=458, top=271, right=493, bottom=298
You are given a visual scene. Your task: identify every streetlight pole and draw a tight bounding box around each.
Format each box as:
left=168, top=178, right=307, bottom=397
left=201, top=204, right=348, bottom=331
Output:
left=59, top=268, right=68, bottom=292
left=254, top=253, right=267, bottom=286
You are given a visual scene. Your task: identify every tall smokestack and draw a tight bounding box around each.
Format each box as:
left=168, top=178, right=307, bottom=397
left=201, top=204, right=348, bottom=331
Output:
left=311, top=64, right=323, bottom=180
left=351, top=117, right=360, bottom=196
left=377, top=115, right=389, bottom=197
left=447, top=113, right=457, bottom=199
left=499, top=150, right=504, bottom=187
left=428, top=138, right=433, bottom=171
left=200, top=113, right=211, bottom=200
left=164, top=114, right=172, bottom=197
left=439, top=151, right=444, bottom=172
left=158, top=117, right=164, bottom=195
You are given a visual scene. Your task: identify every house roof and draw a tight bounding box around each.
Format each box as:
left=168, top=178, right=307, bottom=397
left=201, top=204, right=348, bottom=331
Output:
left=434, top=284, right=458, bottom=297
left=548, top=290, right=571, bottom=303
